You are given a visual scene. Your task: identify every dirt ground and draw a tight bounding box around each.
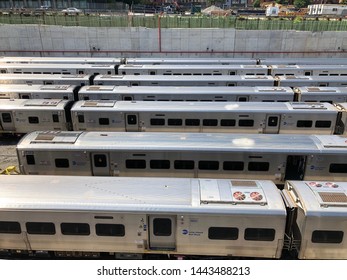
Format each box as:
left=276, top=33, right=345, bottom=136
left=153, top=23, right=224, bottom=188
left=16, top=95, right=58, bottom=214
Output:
left=0, top=136, right=21, bottom=174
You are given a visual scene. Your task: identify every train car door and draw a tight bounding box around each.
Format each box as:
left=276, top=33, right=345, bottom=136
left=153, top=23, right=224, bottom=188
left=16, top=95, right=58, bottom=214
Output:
left=148, top=215, right=176, bottom=250
left=236, top=95, right=249, bottom=102
left=264, top=114, right=280, bottom=134
left=125, top=113, right=139, bottom=132
left=91, top=153, right=110, bottom=176
left=0, top=111, right=15, bottom=132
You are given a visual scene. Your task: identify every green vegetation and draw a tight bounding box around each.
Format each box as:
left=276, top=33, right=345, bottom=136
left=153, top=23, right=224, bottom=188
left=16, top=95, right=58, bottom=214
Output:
left=0, top=13, right=346, bottom=31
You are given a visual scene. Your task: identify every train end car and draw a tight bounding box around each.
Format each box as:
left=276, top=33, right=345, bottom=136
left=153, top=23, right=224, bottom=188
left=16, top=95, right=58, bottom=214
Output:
left=0, top=99, right=72, bottom=134
left=0, top=175, right=286, bottom=259
left=284, top=180, right=347, bottom=259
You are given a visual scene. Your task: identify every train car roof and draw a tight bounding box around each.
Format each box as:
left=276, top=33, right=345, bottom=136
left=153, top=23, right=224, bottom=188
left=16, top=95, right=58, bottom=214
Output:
left=259, top=58, right=347, bottom=65
left=119, top=64, right=268, bottom=70
left=79, top=85, right=293, bottom=95
left=70, top=100, right=337, bottom=113
left=295, top=87, right=347, bottom=94
left=0, top=99, right=69, bottom=110
left=285, top=181, right=347, bottom=216
left=0, top=74, right=91, bottom=81
left=0, top=176, right=285, bottom=215
left=0, top=63, right=116, bottom=69
left=0, top=84, right=77, bottom=92
left=277, top=76, right=347, bottom=83
left=16, top=131, right=347, bottom=154
left=93, top=75, right=275, bottom=83
left=271, top=64, right=347, bottom=70
left=0, top=56, right=123, bottom=64
left=125, top=58, right=258, bottom=65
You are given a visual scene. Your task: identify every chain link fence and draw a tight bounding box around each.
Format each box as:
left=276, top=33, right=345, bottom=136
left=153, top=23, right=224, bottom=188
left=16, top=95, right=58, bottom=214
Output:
left=1, top=13, right=347, bottom=31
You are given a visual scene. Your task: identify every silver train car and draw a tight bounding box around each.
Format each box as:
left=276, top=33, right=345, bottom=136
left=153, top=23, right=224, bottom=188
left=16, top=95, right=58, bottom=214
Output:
left=0, top=63, right=117, bottom=75
left=125, top=57, right=259, bottom=65
left=295, top=87, right=347, bottom=103
left=259, top=57, right=347, bottom=65
left=0, top=74, right=92, bottom=86
left=284, top=180, right=347, bottom=259
left=16, top=131, right=347, bottom=184
left=78, top=86, right=294, bottom=102
left=71, top=101, right=342, bottom=135
left=0, top=99, right=71, bottom=133
left=0, top=176, right=287, bottom=259
left=0, top=56, right=125, bottom=65
left=276, top=76, right=347, bottom=87
left=118, top=64, right=269, bottom=76
left=0, top=84, right=78, bottom=100
left=93, top=75, right=275, bottom=87
left=1, top=175, right=347, bottom=259
left=271, top=64, right=347, bottom=77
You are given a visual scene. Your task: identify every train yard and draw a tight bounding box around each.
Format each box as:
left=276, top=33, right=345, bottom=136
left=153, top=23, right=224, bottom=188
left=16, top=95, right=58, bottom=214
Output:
left=1, top=56, right=347, bottom=259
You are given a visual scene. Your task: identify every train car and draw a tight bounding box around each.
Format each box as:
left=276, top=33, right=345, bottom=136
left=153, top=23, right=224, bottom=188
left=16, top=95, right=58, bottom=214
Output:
left=125, top=57, right=259, bottom=65
left=16, top=131, right=347, bottom=184
left=259, top=58, right=347, bottom=65
left=71, top=101, right=341, bottom=135
left=78, top=86, right=294, bottom=102
left=284, top=180, right=347, bottom=259
left=276, top=76, right=347, bottom=87
left=0, top=176, right=286, bottom=259
left=118, top=64, right=269, bottom=76
left=270, top=65, right=347, bottom=77
left=295, top=87, right=347, bottom=103
left=0, top=74, right=92, bottom=86
left=0, top=99, right=72, bottom=133
left=0, top=56, right=125, bottom=65
left=93, top=75, right=275, bottom=87
left=0, top=84, right=78, bottom=100
left=0, top=63, right=117, bottom=76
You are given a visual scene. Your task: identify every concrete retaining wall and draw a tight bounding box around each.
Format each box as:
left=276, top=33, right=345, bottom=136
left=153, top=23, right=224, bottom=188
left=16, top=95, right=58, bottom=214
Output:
left=0, top=24, right=347, bottom=58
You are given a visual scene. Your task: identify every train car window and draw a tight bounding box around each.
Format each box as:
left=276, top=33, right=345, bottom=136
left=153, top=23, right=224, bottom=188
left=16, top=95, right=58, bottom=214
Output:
left=95, top=224, right=125, bottom=237
left=244, top=228, right=275, bottom=241
left=248, top=162, right=270, bottom=172
left=94, top=154, right=107, bottom=167
left=221, top=119, right=236, bottom=126
left=203, top=119, right=218, bottom=126
left=0, top=70, right=6, bottom=73
left=126, top=159, right=146, bottom=169
left=150, top=160, right=170, bottom=169
left=52, top=114, right=59, bottom=123
left=26, top=222, right=55, bottom=235
left=153, top=218, right=171, bottom=236
left=1, top=113, right=12, bottom=123
left=150, top=119, right=165, bottom=126
left=315, top=120, right=331, bottom=128
left=239, top=120, right=254, bottom=127
left=55, top=158, right=70, bottom=168
left=28, top=116, right=39, bottom=124
left=61, top=223, right=90, bottom=236
left=229, top=71, right=236, bottom=75
left=185, top=119, right=200, bottom=126
left=0, top=221, right=21, bottom=234
left=223, top=161, right=244, bottom=171
left=329, top=164, right=347, bottom=173
left=174, top=160, right=195, bottom=170
left=208, top=227, right=238, bottom=240
left=26, top=155, right=35, bottom=165
left=127, top=115, right=137, bottom=125
left=304, top=71, right=311, bottom=76
left=78, top=115, right=85, bottom=123
left=297, top=120, right=313, bottom=127
left=268, top=117, right=278, bottom=127
left=99, top=118, right=110, bottom=125
left=198, top=161, right=219, bottom=170
left=311, top=230, right=344, bottom=244
left=168, top=119, right=183, bottom=126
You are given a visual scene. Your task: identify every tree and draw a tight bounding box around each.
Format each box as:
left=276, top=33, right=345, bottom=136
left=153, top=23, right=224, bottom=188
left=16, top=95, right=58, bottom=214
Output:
left=294, top=0, right=311, bottom=9
left=253, top=0, right=260, bottom=8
